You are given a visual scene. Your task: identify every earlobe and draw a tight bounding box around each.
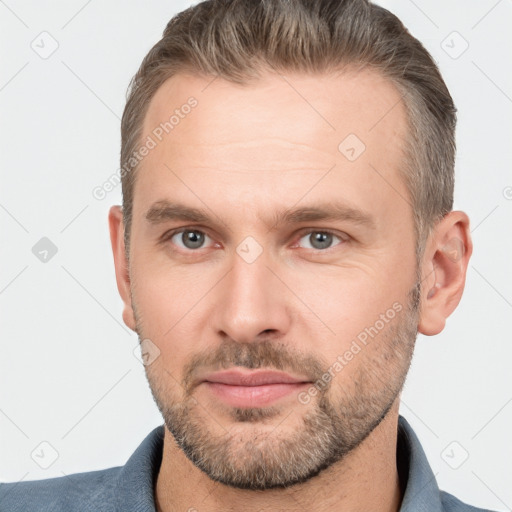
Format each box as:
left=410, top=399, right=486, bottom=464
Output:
left=108, top=205, right=137, bottom=332
left=417, top=211, right=473, bottom=336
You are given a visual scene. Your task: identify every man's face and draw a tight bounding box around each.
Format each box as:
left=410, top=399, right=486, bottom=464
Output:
left=126, top=68, right=420, bottom=489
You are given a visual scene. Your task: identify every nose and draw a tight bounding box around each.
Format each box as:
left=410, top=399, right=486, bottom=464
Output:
left=211, top=246, right=292, bottom=344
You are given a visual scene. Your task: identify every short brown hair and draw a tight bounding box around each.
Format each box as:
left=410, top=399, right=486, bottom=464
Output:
left=120, top=0, right=456, bottom=260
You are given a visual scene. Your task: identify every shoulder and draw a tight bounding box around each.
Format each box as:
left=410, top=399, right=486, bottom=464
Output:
left=440, top=490, right=499, bottom=512
left=0, top=466, right=122, bottom=512
left=0, top=425, right=164, bottom=512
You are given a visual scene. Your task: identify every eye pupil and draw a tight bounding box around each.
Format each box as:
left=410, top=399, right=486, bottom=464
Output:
left=310, top=232, right=332, bottom=250
left=182, top=230, right=204, bottom=249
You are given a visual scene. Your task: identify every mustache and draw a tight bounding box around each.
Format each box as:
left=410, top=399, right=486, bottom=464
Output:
left=182, top=338, right=328, bottom=394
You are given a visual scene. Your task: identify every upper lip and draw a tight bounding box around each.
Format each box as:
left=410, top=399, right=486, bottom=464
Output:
left=202, top=369, right=311, bottom=386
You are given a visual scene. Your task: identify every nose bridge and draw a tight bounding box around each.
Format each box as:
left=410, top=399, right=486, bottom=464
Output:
left=213, top=240, right=290, bottom=343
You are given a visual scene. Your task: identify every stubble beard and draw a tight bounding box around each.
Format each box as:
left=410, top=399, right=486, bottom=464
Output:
left=135, top=284, right=420, bottom=490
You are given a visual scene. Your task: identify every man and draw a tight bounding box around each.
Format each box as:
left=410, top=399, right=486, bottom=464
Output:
left=0, top=0, right=497, bottom=511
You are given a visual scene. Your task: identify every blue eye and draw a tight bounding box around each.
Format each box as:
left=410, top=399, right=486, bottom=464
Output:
left=298, top=231, right=343, bottom=250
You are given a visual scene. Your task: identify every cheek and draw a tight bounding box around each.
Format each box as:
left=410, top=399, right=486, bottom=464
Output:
left=130, top=258, right=221, bottom=372
left=132, top=249, right=210, bottom=323
left=290, top=262, right=414, bottom=382
left=297, top=266, right=399, bottom=332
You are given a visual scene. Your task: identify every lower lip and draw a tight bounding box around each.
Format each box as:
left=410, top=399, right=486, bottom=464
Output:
left=203, top=382, right=309, bottom=408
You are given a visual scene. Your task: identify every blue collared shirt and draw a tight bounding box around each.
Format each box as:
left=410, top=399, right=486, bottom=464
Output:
left=0, top=416, right=496, bottom=511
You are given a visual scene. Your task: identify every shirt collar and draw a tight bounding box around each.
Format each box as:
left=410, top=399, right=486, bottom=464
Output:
left=113, top=415, right=443, bottom=511
left=114, top=424, right=163, bottom=512
left=397, top=415, right=444, bottom=511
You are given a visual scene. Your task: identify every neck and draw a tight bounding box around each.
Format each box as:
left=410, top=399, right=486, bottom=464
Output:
left=155, top=405, right=403, bottom=512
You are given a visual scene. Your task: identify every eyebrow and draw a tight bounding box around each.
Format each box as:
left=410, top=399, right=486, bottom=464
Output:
left=145, top=200, right=376, bottom=230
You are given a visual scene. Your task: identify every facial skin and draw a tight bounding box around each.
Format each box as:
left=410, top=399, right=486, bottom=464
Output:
left=109, top=68, right=472, bottom=511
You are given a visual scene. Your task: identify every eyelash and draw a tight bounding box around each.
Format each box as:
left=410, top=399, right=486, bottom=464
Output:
left=160, top=227, right=348, bottom=254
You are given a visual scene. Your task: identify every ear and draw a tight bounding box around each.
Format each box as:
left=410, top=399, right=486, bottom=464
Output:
left=417, top=211, right=473, bottom=336
left=108, top=205, right=137, bottom=332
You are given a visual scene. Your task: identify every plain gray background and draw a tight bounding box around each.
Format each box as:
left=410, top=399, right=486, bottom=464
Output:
left=1, top=1, right=511, bottom=510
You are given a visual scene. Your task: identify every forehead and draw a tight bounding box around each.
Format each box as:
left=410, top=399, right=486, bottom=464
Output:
left=135, top=67, right=410, bottom=225
left=143, top=67, right=407, bottom=159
